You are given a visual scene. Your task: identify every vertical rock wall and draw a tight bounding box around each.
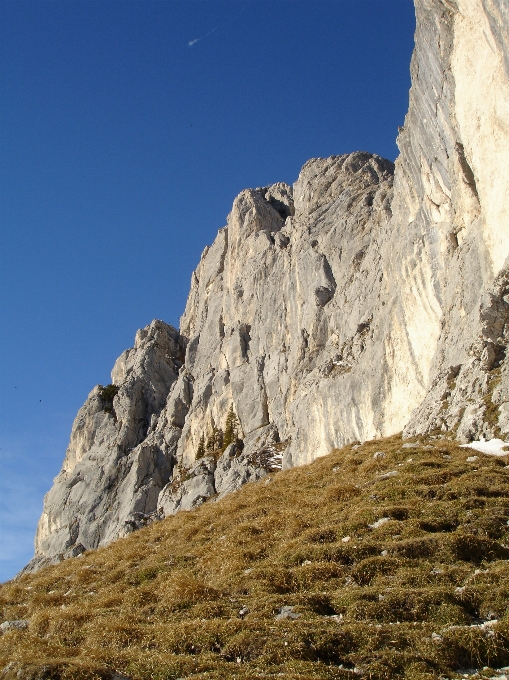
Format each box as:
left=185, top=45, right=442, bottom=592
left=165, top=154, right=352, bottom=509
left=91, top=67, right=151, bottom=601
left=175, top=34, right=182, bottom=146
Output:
left=177, top=155, right=396, bottom=471
left=400, top=0, right=509, bottom=438
left=24, top=0, right=509, bottom=571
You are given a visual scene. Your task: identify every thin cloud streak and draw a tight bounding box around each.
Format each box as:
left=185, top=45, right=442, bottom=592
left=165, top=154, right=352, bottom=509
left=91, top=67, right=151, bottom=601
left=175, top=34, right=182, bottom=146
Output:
left=188, top=0, right=251, bottom=47
left=188, top=27, right=219, bottom=47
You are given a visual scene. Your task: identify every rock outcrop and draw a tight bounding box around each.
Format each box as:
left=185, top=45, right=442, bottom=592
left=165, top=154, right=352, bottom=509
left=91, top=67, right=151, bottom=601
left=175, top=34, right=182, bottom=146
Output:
left=396, top=0, right=509, bottom=439
left=23, top=321, right=187, bottom=573
left=177, top=154, right=395, bottom=471
left=24, top=0, right=509, bottom=571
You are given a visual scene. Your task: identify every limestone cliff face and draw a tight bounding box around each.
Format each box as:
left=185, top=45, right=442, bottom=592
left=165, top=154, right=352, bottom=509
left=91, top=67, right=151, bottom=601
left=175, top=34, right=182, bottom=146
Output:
left=26, top=321, right=187, bottom=573
left=177, top=155, right=395, bottom=471
left=24, top=0, right=509, bottom=571
left=395, top=0, right=509, bottom=439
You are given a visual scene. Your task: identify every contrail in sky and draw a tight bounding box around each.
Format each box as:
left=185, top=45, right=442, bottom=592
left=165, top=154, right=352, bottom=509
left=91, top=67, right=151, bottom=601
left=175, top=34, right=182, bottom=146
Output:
left=188, top=1, right=252, bottom=47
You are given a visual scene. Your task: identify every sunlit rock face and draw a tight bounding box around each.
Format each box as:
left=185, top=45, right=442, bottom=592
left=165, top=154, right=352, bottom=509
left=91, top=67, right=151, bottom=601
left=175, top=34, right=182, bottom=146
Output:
left=396, top=0, right=509, bottom=439
left=24, top=0, right=509, bottom=572
left=177, top=154, right=395, bottom=471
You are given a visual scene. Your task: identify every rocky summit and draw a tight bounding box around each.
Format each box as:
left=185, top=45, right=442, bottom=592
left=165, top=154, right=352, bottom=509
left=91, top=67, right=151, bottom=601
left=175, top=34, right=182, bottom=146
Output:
left=23, top=0, right=509, bottom=573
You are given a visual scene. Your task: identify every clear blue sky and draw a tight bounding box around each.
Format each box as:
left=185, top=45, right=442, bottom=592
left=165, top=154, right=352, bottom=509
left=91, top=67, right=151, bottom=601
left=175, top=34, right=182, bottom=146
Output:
left=0, top=0, right=416, bottom=581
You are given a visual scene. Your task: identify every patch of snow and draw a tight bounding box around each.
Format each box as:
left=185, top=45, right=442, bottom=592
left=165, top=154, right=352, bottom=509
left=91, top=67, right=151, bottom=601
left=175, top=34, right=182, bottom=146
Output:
left=378, top=470, right=398, bottom=479
left=369, top=517, right=391, bottom=529
left=461, top=438, right=509, bottom=456
left=275, top=605, right=300, bottom=621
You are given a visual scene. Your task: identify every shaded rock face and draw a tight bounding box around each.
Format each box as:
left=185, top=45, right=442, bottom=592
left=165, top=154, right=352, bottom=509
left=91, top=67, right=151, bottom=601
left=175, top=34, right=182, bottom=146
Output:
left=26, top=321, right=187, bottom=572
left=24, top=0, right=509, bottom=571
left=158, top=423, right=284, bottom=515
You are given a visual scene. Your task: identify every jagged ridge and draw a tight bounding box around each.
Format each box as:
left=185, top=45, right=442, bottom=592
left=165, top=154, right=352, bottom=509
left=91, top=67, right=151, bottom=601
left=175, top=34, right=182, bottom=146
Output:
left=25, top=0, right=509, bottom=570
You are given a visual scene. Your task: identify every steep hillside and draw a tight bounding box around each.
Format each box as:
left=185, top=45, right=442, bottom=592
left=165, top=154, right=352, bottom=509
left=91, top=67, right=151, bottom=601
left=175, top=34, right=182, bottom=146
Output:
left=4, top=436, right=509, bottom=679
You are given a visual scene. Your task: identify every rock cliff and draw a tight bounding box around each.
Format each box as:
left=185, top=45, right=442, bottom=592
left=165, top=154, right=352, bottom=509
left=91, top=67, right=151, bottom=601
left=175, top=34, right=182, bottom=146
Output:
left=24, top=0, right=509, bottom=572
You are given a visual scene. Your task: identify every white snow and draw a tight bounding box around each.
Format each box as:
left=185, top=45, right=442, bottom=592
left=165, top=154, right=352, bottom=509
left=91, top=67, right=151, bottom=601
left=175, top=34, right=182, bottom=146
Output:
left=378, top=470, right=398, bottom=479
left=460, top=438, right=509, bottom=456
left=369, top=517, right=391, bottom=529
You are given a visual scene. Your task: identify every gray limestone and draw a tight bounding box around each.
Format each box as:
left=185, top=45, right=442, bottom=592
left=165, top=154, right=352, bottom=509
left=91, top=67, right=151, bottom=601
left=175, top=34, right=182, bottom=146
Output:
left=24, top=320, right=186, bottom=573
left=158, top=422, right=286, bottom=513
left=23, top=0, right=509, bottom=573
left=0, top=621, right=29, bottom=632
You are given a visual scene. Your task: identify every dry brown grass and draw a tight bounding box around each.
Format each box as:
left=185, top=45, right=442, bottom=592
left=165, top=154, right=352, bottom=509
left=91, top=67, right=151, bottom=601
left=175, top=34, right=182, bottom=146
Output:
left=3, top=435, right=509, bottom=679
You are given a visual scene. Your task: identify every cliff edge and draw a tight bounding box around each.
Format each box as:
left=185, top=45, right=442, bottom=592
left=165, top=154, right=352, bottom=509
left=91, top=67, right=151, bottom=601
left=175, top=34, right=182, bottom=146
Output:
left=23, top=0, right=509, bottom=573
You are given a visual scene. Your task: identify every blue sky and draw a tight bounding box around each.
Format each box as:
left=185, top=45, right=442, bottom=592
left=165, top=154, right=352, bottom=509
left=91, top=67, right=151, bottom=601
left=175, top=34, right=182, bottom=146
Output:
left=0, top=0, right=416, bottom=581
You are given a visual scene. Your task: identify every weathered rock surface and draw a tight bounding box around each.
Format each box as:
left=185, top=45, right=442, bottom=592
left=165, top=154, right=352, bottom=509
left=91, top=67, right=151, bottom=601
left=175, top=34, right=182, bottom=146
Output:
left=23, top=0, right=509, bottom=572
left=23, top=321, right=187, bottom=573
left=158, top=422, right=285, bottom=514
left=0, top=620, right=29, bottom=633
left=177, top=153, right=395, bottom=472
left=398, top=0, right=509, bottom=439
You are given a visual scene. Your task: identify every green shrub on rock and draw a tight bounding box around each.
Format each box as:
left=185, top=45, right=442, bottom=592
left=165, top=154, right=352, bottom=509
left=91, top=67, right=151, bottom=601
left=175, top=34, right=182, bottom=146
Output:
left=99, top=384, right=119, bottom=414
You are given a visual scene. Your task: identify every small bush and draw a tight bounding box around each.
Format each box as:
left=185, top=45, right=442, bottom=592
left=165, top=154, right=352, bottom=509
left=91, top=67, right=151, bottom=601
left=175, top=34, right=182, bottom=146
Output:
left=352, top=556, right=401, bottom=585
left=305, top=528, right=337, bottom=544
left=449, top=533, right=509, bottom=562
left=393, top=537, right=439, bottom=559
left=99, top=383, right=118, bottom=414
left=221, top=629, right=267, bottom=661
left=131, top=565, right=159, bottom=585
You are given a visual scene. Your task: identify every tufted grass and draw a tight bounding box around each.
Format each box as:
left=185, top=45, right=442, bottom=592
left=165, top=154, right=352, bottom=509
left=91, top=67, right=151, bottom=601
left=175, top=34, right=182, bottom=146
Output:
left=3, top=435, right=509, bottom=679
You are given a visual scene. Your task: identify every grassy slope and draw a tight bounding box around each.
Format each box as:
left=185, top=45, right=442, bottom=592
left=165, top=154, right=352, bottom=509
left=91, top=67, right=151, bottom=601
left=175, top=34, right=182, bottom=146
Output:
left=3, top=435, right=509, bottom=680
